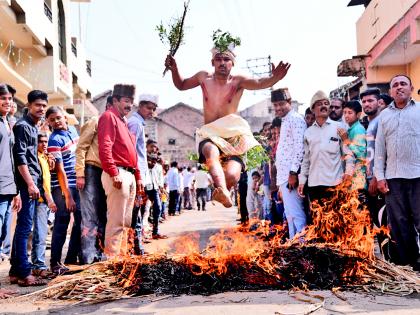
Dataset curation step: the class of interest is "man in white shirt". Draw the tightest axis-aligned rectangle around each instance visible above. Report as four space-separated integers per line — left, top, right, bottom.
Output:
272 88 307 239
182 167 194 210
194 165 210 211
166 161 180 216
144 154 166 239
374 75 420 270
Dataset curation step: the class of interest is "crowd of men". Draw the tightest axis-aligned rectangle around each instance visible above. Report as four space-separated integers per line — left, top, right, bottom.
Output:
237 74 419 272
0 83 211 288
0 73 418 291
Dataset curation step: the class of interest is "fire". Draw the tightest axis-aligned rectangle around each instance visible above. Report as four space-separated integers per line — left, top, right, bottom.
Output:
106 182 388 294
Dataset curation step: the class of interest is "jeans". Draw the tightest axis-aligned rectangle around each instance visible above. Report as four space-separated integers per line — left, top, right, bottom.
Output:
196 188 207 211
160 201 167 218
131 205 144 255
10 188 36 278
385 178 420 267
183 187 191 209
146 189 161 235
50 187 82 267
0 195 13 257
31 202 49 270
262 185 271 220
80 165 107 264
176 194 182 213
280 182 306 239
270 191 284 225
168 190 179 215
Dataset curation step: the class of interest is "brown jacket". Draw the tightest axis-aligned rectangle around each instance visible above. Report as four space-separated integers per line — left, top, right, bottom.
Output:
75 116 102 177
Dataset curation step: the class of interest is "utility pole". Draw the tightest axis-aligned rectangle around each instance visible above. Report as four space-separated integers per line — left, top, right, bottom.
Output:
245 56 273 96
245 55 272 78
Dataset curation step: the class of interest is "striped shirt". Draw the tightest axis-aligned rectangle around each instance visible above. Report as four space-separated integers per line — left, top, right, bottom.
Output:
48 126 79 189
374 99 420 181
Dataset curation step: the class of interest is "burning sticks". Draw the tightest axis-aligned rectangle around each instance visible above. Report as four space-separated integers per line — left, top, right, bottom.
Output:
19 186 420 304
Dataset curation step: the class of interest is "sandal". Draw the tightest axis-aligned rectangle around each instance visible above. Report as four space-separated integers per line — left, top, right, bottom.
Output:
9 275 18 285
17 275 47 287
32 269 54 279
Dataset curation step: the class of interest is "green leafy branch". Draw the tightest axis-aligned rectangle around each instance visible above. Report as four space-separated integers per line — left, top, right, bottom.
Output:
212 29 241 53
245 145 269 170
156 1 190 76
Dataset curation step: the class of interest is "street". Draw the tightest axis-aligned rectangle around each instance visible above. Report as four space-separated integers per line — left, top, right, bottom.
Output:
0 201 419 314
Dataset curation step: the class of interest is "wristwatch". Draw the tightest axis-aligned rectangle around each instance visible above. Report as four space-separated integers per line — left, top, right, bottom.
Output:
289 171 298 176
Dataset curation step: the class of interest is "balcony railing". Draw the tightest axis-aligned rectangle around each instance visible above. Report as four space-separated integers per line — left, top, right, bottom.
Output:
86 61 91 77
44 2 52 22
71 43 77 57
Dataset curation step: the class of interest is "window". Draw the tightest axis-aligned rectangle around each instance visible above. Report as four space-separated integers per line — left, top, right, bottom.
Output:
57 0 66 64
44 0 52 22
168 138 176 145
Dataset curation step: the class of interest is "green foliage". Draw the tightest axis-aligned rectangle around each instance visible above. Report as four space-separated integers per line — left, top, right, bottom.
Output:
212 29 241 53
188 152 199 162
244 145 269 170
156 19 185 55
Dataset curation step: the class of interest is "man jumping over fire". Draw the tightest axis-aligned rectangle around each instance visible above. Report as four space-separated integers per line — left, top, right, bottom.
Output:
165 30 290 208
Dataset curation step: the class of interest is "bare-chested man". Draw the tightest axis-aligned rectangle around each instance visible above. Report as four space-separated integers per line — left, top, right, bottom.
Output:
165 45 290 208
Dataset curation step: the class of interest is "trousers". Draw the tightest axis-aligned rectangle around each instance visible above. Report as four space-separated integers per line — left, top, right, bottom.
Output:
101 169 136 257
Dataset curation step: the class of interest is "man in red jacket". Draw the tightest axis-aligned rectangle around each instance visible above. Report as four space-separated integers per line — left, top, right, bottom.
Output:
98 84 142 258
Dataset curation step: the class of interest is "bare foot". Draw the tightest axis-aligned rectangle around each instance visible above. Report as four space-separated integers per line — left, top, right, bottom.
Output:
213 187 233 208
0 288 18 299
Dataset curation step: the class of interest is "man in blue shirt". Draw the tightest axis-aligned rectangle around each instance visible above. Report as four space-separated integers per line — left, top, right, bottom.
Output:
46 106 81 275
10 90 47 286
127 94 158 251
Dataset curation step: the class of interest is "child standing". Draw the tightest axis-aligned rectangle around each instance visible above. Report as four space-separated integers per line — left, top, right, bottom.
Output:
338 101 367 198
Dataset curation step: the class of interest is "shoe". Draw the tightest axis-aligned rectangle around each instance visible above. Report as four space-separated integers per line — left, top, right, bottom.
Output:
51 263 69 277
152 234 168 240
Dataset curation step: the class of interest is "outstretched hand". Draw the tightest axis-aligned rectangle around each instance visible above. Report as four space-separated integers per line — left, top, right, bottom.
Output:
271 61 291 80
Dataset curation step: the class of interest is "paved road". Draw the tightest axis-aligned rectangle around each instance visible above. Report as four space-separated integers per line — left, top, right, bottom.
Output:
1 202 420 314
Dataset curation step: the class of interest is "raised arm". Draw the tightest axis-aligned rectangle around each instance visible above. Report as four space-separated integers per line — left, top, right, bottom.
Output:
165 55 206 90
239 61 291 90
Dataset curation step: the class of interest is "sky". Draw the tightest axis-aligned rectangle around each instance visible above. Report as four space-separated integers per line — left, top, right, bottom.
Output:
71 0 364 112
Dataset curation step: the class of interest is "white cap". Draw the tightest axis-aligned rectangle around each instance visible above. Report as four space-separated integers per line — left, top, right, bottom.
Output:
139 93 159 106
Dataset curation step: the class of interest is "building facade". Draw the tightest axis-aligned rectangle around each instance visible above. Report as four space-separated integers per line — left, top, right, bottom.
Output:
0 0 94 120
145 103 203 166
336 0 420 99
239 97 302 132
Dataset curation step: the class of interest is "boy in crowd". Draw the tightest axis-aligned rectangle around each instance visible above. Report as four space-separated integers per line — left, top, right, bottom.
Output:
304 107 315 128
47 106 82 275
248 171 263 218
31 132 57 277
338 101 367 194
